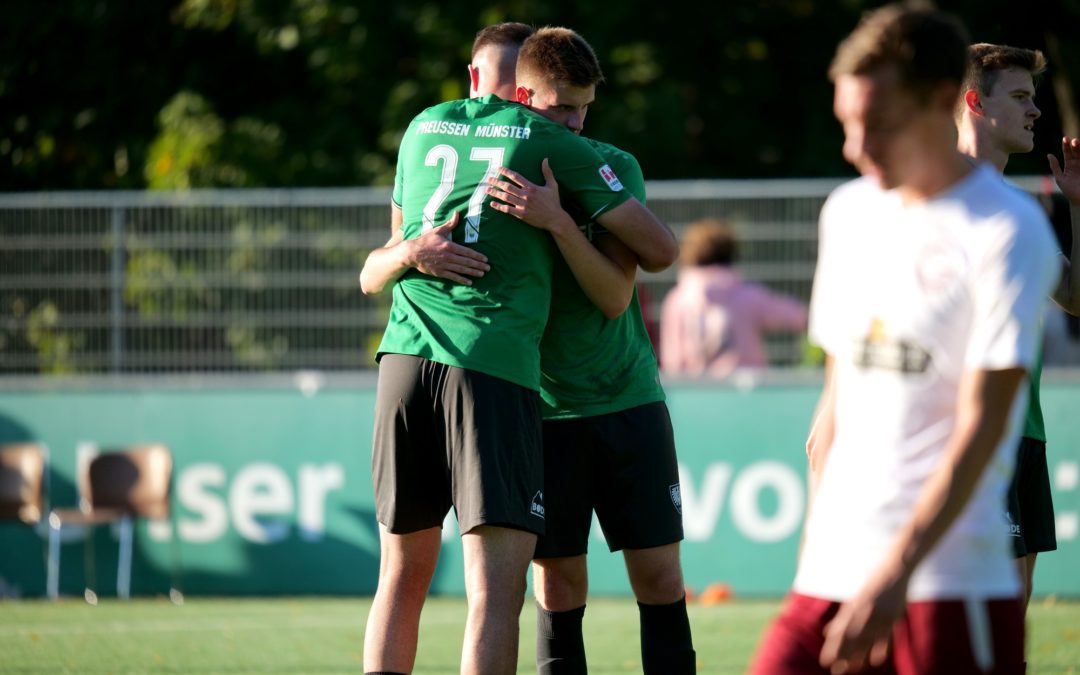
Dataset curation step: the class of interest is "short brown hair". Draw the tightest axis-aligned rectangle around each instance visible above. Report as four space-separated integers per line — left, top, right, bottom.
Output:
962 43 1047 96
516 27 604 89
471 22 535 59
680 219 738 267
829 2 970 101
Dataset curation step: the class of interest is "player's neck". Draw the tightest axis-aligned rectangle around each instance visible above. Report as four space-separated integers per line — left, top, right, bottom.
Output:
897 151 974 205
976 145 1009 174
957 129 1009 174
954 120 1010 174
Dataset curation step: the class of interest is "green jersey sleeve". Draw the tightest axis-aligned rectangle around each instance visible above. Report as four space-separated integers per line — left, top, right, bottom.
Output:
545 133 633 222
588 139 646 204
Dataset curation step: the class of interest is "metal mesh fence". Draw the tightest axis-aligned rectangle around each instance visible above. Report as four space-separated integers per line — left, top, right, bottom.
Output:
0 178 1058 375
1 190 392 374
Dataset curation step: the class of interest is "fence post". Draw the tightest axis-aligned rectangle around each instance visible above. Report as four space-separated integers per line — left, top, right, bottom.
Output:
110 206 125 373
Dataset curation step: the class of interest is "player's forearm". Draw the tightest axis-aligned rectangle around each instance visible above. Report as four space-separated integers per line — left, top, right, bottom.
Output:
359 240 413 295
806 400 835 483
806 357 836 509
1051 205 1080 316
548 215 634 319
596 199 678 272
800 357 835 559
885 430 999 584
658 309 683 374
885 368 1023 579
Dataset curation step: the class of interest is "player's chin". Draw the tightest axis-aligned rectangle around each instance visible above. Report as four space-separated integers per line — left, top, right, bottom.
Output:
1011 133 1035 153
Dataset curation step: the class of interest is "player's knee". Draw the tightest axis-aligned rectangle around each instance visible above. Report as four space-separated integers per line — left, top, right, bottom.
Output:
467 577 528 618
628 562 685 604
535 558 586 586
467 566 529 608
533 559 588 610
534 580 587 611
378 574 432 604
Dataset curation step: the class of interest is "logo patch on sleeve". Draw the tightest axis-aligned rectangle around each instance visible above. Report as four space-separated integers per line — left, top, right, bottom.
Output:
530 491 545 519
669 484 682 515
599 164 623 191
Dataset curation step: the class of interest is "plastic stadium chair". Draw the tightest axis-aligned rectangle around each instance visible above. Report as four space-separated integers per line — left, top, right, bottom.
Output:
0 443 46 525
0 443 49 597
46 444 182 603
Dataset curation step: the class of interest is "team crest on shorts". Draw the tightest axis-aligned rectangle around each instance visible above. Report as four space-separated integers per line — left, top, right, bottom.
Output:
530 491 545 519
669 484 682 515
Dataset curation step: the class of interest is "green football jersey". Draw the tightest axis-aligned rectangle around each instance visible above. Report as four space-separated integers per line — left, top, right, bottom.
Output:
540 139 665 419
378 95 632 391
1022 347 1046 441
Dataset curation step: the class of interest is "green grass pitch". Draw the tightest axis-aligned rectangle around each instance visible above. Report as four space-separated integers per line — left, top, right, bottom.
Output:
1 596 1077 673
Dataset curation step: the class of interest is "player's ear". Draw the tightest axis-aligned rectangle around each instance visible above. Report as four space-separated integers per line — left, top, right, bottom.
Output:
515 85 532 105
468 64 480 97
963 89 982 115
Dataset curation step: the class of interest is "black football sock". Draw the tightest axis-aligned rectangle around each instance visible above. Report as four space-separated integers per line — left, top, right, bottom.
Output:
536 602 587 675
639 596 696 674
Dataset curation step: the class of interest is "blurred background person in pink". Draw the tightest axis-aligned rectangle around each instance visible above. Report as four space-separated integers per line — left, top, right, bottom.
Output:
660 219 808 377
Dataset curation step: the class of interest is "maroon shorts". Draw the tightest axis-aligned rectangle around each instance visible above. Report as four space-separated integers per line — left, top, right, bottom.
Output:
748 592 1024 675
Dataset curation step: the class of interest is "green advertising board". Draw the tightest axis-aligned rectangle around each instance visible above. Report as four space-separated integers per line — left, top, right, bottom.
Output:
1 375 1077 599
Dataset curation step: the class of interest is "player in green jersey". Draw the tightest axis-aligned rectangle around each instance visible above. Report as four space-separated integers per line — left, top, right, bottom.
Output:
482 27 696 674
358 27 678 675
956 43 1080 628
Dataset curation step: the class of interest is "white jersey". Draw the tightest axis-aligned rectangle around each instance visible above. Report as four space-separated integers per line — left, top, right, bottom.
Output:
795 165 1060 601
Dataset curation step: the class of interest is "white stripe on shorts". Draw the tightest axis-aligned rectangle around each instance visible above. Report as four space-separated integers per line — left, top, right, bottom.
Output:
964 597 995 673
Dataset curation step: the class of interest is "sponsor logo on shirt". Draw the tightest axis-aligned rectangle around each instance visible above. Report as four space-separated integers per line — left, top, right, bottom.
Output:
852 318 931 374
670 483 682 515
599 164 623 192
530 490 545 519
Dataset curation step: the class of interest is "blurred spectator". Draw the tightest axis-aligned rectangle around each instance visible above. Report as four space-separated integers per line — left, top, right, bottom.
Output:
660 219 808 377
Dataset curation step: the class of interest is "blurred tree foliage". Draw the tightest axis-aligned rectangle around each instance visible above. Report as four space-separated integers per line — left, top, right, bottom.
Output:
1 0 1078 191
2 0 1078 374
